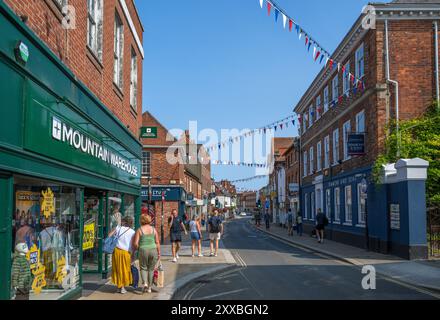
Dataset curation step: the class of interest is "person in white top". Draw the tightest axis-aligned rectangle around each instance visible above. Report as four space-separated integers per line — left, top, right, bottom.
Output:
189 216 203 258
108 216 135 294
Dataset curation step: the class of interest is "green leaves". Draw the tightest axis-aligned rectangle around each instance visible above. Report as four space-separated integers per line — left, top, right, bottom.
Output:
374 103 440 207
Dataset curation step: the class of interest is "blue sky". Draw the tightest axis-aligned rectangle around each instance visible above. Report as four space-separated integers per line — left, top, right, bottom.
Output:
136 0 376 191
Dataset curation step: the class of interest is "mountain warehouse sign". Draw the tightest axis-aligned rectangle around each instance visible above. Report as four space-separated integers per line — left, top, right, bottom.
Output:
52 117 138 177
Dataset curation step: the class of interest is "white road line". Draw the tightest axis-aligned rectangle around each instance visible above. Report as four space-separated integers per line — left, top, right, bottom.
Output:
194 288 248 301
239 269 264 298
183 282 205 301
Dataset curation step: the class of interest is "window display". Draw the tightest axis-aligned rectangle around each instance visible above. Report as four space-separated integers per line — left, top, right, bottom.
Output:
11 177 81 300
83 194 100 272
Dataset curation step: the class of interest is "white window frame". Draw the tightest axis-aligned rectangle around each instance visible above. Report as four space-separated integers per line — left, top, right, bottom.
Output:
332 128 340 165
356 110 365 134
308 105 314 128
326 189 331 218
355 43 365 79
324 136 330 169
87 0 103 61
114 12 124 89
142 151 151 177
343 62 351 96
316 141 322 172
334 188 341 223
316 96 321 121
332 76 339 101
344 185 353 225
343 120 351 161
303 151 308 177
357 183 366 226
323 86 329 113
309 147 314 175
303 113 307 133
130 48 138 110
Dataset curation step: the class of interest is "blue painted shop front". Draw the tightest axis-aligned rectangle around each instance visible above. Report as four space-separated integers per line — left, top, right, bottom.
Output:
300 161 429 260
141 186 186 218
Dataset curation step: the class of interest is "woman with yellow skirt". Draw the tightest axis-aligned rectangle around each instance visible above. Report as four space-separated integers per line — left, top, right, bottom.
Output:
109 216 135 294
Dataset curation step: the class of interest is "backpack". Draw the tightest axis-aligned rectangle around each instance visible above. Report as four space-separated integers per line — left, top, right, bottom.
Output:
210 217 221 233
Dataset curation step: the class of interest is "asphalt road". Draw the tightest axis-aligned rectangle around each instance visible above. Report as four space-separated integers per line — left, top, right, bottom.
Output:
174 217 439 300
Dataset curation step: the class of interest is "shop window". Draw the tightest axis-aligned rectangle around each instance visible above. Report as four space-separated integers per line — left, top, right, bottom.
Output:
11 177 80 300
357 184 366 226
345 185 353 224
325 189 331 218
334 188 341 223
124 195 135 221
109 193 122 232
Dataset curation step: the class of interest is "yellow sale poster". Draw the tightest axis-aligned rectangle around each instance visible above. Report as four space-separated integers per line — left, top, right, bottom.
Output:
83 223 95 251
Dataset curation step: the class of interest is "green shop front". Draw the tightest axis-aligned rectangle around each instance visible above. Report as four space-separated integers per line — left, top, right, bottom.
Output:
0 2 141 300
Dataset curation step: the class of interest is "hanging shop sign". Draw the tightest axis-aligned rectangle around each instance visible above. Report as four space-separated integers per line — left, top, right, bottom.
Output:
41 187 55 219
140 127 158 139
23 99 141 185
83 222 95 251
347 134 366 156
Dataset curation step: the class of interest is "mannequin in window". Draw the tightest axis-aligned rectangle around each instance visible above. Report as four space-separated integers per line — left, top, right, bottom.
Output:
110 203 122 231
12 243 32 300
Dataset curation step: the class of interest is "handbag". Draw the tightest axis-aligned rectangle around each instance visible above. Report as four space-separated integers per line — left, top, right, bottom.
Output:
103 227 129 254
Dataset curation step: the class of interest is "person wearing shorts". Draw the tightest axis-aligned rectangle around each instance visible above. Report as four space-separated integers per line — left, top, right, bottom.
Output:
315 209 328 244
189 216 203 257
168 209 187 263
208 210 223 257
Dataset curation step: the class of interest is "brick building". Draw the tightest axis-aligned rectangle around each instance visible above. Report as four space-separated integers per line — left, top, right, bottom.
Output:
294 0 439 257
284 137 301 215
140 112 213 239
268 138 294 224
4 0 144 137
238 192 257 213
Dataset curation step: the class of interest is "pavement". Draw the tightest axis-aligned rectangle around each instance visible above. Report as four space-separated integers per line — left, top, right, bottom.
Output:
175 218 440 300
254 221 440 293
80 225 237 300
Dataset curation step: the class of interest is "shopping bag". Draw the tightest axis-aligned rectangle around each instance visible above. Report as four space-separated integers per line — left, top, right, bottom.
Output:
157 264 164 288
153 269 159 286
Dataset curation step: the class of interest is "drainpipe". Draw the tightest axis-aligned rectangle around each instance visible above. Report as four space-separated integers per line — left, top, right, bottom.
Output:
385 20 401 158
434 21 440 110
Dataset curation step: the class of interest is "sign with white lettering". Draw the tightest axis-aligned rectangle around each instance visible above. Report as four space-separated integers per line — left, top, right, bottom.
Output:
348 134 366 156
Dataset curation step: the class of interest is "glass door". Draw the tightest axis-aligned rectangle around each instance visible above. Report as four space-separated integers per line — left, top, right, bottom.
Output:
82 190 102 273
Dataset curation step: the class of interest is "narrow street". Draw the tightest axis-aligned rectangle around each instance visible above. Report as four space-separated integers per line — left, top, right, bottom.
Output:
174 218 439 300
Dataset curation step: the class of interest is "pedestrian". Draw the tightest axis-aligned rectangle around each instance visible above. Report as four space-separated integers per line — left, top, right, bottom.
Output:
133 214 161 294
287 209 294 236
168 209 188 263
208 210 223 257
109 216 135 294
190 216 204 257
264 211 270 230
296 212 303 236
315 209 328 243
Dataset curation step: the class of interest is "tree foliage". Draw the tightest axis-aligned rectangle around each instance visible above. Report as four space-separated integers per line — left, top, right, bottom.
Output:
373 104 440 207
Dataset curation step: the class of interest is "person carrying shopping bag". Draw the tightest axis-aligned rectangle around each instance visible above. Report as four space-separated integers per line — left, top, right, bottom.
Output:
133 214 161 294
108 216 135 294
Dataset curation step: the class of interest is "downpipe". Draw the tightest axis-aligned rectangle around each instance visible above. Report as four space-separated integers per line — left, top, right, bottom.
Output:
385 20 401 158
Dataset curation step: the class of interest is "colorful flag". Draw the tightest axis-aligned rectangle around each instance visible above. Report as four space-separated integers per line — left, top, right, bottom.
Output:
275 8 279 22
282 13 287 28
267 1 272 15
259 0 264 9
290 20 294 32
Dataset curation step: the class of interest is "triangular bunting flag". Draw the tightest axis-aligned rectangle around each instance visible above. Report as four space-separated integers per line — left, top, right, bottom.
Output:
315 50 321 61
259 0 264 9
290 20 294 32
267 2 272 16
274 8 279 22
282 14 287 28
320 54 325 64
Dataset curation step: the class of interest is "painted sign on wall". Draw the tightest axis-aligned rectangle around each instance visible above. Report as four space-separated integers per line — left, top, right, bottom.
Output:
390 204 401 230
140 127 158 139
347 134 365 156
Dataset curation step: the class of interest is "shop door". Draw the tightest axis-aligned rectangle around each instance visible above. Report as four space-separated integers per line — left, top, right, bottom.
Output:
82 191 103 273
0 175 13 299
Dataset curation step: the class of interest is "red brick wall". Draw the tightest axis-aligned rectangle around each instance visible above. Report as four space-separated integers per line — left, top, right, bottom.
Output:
154 201 179 242
4 0 143 137
299 18 437 185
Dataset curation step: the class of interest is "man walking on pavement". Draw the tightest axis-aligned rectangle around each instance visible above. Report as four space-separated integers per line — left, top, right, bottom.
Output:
315 208 328 244
168 209 188 263
209 210 223 257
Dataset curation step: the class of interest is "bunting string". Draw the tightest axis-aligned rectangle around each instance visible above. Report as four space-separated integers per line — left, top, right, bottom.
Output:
229 174 268 184
212 160 269 168
258 0 366 115
206 114 298 153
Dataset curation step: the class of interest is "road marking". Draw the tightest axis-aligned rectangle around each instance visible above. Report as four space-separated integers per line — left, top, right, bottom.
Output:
233 252 247 268
239 269 264 298
194 288 248 300
183 282 205 301
375 274 440 300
